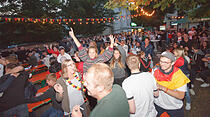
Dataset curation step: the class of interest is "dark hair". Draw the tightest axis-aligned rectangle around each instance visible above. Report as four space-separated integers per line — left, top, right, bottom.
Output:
6 63 19 69
192 44 199 50
49 61 61 73
52 45 59 49
49 57 57 64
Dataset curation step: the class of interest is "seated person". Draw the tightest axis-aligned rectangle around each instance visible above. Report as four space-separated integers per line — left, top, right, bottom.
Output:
25 73 64 117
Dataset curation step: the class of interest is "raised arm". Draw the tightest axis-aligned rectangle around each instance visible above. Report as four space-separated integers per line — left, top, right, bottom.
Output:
97 35 114 63
69 28 82 48
116 44 126 64
109 35 114 48
54 83 64 102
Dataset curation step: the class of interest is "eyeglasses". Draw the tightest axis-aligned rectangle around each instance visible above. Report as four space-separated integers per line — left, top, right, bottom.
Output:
159 60 172 64
67 64 75 67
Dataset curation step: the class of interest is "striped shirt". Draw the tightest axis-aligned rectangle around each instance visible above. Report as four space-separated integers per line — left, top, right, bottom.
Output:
78 46 113 73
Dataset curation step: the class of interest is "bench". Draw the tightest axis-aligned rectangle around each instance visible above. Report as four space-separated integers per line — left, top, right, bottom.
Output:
28 71 48 84
27 86 51 112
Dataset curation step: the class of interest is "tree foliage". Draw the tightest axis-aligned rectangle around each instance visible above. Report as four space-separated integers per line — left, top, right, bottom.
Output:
0 0 113 47
131 4 175 27
105 0 210 18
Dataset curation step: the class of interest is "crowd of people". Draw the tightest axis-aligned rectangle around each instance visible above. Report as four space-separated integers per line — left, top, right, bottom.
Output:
0 25 209 117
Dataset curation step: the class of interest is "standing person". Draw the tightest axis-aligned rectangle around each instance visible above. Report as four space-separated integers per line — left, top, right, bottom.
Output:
71 63 130 117
152 51 190 117
199 52 210 87
44 44 60 57
139 51 152 72
110 43 126 86
57 46 72 63
122 55 158 117
173 48 191 110
141 37 154 58
53 59 87 117
190 44 205 93
175 32 183 44
201 41 209 54
73 52 84 76
121 40 129 56
180 34 192 55
25 73 64 117
69 28 114 73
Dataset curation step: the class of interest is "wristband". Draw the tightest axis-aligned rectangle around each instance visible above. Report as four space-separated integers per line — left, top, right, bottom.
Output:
165 88 168 93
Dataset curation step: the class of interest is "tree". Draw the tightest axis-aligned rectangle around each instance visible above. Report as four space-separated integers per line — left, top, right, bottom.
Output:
0 0 113 47
105 0 210 18
130 3 176 27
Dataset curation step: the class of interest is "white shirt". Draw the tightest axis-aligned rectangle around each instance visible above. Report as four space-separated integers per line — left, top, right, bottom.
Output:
65 79 84 114
188 30 196 40
122 72 157 117
154 84 187 110
0 64 4 78
42 55 51 68
177 36 182 43
57 53 72 63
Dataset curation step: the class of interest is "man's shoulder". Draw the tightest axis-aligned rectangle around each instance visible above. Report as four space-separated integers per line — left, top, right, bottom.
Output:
56 78 65 85
123 72 153 83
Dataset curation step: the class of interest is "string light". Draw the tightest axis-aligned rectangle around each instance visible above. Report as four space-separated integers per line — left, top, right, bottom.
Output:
171 16 185 19
0 7 155 25
140 8 155 16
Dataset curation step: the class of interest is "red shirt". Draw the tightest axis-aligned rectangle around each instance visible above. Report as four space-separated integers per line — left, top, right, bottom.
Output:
47 49 60 56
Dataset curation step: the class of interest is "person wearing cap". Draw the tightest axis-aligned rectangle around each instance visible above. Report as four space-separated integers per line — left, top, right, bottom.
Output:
152 51 190 117
57 46 72 63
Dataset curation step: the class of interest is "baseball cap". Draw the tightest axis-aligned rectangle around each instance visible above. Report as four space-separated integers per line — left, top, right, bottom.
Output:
161 51 176 62
59 46 65 51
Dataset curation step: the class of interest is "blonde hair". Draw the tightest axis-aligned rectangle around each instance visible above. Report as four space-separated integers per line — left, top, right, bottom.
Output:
88 46 98 58
89 41 97 47
61 59 77 78
126 55 140 70
173 48 185 58
110 49 125 69
88 63 114 90
46 73 57 82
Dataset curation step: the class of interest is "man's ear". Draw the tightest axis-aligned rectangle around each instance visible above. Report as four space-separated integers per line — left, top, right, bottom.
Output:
96 85 105 93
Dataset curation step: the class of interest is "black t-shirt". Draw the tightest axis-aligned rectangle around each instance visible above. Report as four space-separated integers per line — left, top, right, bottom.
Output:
16 50 27 62
180 40 192 53
0 71 29 112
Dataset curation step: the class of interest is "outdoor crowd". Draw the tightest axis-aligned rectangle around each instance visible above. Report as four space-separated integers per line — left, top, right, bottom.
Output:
0 25 209 117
